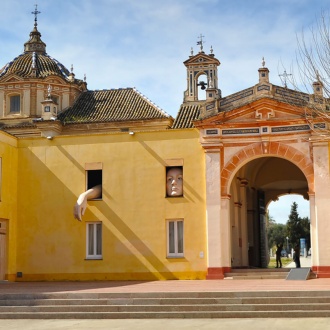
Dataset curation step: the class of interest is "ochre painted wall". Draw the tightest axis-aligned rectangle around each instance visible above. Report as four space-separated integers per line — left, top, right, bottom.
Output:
15 129 207 281
0 132 18 281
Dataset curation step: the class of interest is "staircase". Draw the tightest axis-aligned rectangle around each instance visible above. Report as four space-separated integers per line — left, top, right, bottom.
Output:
0 290 330 319
225 268 290 280
224 268 316 280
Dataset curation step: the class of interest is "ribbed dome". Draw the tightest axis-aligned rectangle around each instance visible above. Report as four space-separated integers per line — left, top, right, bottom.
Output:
0 18 72 81
0 53 71 80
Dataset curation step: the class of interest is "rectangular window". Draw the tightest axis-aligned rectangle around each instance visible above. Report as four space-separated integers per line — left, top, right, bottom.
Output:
166 166 183 197
167 220 184 258
86 222 102 259
10 95 20 113
85 163 103 200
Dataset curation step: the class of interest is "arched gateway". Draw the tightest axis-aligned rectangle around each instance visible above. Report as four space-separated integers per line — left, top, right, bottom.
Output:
174 45 330 279
195 99 330 279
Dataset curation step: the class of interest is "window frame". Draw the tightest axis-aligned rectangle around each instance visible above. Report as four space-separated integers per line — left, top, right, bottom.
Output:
86 221 102 260
166 219 184 258
84 162 103 200
9 94 21 114
165 165 184 198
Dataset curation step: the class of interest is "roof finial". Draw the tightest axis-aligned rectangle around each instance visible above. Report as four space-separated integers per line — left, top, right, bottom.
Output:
197 34 205 52
31 4 41 28
262 57 265 68
47 84 52 98
279 69 292 88
210 45 213 54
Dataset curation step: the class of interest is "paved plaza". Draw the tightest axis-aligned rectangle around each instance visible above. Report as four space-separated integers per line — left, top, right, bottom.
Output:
1 257 329 330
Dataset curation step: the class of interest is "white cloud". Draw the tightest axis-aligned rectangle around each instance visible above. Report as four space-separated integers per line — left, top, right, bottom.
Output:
0 0 326 217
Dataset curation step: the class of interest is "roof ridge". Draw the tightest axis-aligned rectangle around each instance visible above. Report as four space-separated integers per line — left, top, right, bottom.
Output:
132 87 171 118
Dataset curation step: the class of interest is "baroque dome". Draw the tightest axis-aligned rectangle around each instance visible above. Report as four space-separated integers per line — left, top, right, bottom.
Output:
0 18 78 83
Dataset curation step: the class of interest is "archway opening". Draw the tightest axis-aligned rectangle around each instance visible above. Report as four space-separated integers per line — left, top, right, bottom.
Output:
267 194 310 267
229 156 309 269
197 74 207 100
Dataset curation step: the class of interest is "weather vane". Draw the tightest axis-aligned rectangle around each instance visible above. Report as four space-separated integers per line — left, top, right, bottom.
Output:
197 34 205 52
31 4 41 27
279 70 292 88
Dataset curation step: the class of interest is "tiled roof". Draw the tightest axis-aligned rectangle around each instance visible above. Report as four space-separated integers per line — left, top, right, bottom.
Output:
172 104 201 128
0 52 75 81
58 88 171 124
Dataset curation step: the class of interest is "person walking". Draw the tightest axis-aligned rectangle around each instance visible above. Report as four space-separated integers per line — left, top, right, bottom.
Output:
275 243 283 268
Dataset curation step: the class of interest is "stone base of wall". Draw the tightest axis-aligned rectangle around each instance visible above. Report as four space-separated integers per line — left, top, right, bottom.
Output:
206 267 231 279
312 266 330 278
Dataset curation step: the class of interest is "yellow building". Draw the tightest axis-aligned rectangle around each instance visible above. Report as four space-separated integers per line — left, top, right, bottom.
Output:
1 10 330 282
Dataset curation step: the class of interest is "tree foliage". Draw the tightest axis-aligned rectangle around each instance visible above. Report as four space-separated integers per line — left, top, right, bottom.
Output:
268 223 286 250
267 202 310 252
286 202 310 249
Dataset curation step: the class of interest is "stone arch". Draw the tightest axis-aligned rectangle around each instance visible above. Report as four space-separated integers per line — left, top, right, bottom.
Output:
221 141 314 196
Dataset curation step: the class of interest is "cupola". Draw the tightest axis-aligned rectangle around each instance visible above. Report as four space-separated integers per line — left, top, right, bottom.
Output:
183 35 221 103
24 5 46 54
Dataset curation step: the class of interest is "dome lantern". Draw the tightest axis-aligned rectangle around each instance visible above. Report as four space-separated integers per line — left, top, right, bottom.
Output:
24 4 46 54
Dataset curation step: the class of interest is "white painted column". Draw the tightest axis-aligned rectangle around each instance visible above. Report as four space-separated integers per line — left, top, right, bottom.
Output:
204 150 222 278
309 193 318 267
220 196 232 267
312 141 330 275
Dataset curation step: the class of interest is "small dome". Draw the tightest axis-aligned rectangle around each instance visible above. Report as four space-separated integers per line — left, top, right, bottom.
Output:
0 53 71 80
0 17 72 82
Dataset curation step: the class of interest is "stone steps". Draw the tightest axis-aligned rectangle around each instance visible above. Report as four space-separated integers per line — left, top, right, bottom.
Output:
224 268 314 280
1 290 330 319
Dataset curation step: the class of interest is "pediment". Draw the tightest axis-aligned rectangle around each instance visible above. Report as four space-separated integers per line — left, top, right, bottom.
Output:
0 74 24 83
195 97 307 127
184 52 220 67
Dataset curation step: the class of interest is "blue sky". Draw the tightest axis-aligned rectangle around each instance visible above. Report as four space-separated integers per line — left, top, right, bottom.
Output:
1 0 328 116
1 0 324 222
268 195 309 225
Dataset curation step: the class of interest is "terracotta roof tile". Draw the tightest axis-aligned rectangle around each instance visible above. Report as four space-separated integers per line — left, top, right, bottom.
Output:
58 88 171 124
172 104 201 128
0 53 75 81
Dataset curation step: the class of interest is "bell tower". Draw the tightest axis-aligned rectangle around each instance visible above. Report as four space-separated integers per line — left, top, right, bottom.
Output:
183 35 221 103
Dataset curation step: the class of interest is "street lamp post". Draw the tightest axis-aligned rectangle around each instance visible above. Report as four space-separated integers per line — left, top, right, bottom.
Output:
286 237 289 253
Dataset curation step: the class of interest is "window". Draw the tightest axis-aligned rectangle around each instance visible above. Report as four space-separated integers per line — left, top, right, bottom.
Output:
10 95 20 113
86 222 102 259
86 169 102 199
167 220 184 258
166 166 183 197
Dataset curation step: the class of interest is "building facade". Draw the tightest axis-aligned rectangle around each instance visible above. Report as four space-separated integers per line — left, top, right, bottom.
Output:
0 11 330 281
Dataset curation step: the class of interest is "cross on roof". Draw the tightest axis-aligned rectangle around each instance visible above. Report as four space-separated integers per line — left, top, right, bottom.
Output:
279 70 292 88
31 4 41 27
197 34 205 52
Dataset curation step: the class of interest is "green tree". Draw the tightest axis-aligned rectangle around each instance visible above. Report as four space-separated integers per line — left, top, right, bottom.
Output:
268 223 286 250
266 211 276 229
286 202 310 250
